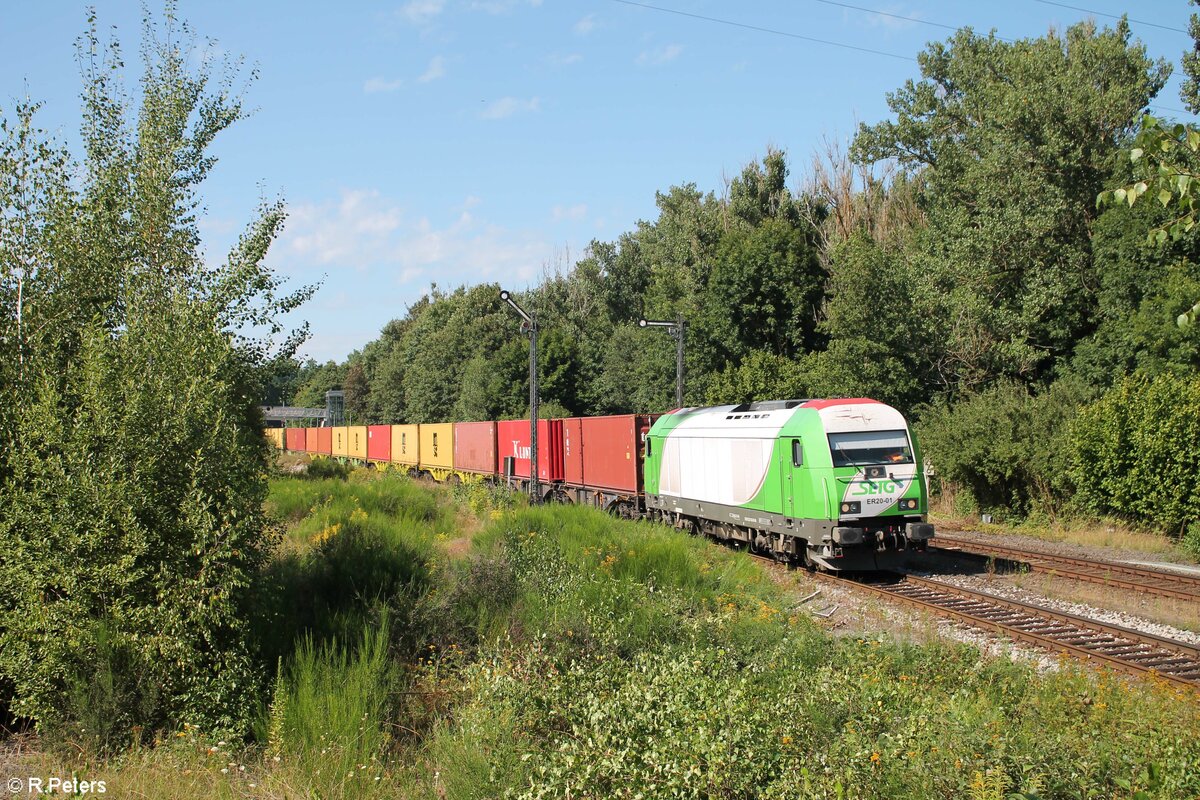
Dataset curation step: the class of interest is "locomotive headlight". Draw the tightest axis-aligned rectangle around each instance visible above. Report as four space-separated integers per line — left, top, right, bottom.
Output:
840 501 861 515
898 498 919 511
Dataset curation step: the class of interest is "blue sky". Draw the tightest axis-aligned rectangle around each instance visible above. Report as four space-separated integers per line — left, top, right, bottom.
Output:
3 1 1196 363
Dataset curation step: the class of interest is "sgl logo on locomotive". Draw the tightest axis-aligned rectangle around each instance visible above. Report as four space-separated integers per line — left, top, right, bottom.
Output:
842 465 914 514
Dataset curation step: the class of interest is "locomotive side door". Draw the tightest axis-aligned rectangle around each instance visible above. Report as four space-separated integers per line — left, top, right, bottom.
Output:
780 437 802 519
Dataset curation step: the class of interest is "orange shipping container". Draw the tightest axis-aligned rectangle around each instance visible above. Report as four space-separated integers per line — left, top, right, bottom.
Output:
348 426 368 460
390 425 420 466
419 423 454 471
332 426 349 457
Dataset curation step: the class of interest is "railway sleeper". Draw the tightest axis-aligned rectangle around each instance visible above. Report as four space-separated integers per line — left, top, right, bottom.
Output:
1137 656 1200 669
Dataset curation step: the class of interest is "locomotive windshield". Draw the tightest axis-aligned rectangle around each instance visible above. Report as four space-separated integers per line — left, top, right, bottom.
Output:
827 430 913 467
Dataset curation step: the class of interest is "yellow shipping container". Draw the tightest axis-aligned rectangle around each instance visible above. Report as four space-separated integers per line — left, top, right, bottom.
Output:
391 424 420 466
332 426 349 457
419 423 454 470
348 425 368 460
265 428 284 449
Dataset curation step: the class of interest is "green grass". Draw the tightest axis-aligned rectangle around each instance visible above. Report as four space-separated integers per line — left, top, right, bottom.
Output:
18 473 1200 799
411 501 1200 800
260 617 395 798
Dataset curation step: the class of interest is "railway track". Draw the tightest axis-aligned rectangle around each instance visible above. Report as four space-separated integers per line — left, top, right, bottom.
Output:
931 535 1200 603
852 574 1200 690
746 552 1200 690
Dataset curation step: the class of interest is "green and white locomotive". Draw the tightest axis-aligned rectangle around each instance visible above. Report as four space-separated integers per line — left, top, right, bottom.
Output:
643 398 934 570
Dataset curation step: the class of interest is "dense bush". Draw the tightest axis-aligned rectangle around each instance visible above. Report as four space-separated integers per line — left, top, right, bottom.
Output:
916 380 1094 517
406 501 1200 800
0 13 309 740
1070 373 1200 537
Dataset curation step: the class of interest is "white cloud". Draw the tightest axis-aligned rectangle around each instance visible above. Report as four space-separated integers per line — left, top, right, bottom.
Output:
285 190 403 268
364 76 404 93
552 203 587 222
399 0 444 24
417 55 446 83
548 52 583 66
479 96 540 120
636 43 683 66
279 189 552 286
574 14 596 35
470 0 542 12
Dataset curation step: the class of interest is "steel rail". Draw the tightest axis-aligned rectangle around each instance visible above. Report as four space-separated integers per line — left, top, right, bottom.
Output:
931 536 1200 603
742 550 1200 689
829 572 1200 690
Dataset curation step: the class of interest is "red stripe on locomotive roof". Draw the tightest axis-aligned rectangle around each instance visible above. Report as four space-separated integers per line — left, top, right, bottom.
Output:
800 398 882 410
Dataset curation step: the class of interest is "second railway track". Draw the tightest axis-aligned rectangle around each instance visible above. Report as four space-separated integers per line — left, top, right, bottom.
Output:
931 535 1200 603
748 552 1200 691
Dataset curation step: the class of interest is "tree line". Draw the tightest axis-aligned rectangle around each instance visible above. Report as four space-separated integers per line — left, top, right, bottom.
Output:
280 18 1200 541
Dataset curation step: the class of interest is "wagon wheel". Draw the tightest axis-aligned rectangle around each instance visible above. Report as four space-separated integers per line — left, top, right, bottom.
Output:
447 473 462 486
802 546 818 572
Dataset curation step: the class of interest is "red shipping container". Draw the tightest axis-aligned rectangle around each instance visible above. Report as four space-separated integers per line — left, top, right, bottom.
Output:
314 426 333 455
285 428 306 452
561 418 584 485
496 419 564 482
453 421 498 475
579 415 657 493
367 425 391 462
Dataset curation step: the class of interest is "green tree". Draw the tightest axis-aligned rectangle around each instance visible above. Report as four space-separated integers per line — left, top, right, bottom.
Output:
811 233 934 411
343 361 369 423
854 21 1168 392
702 217 824 362
1070 374 1200 537
1099 3 1200 326
0 9 309 740
705 350 812 405
291 360 344 410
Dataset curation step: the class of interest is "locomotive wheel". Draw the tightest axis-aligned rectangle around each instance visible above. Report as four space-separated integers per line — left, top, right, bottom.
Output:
802 548 817 572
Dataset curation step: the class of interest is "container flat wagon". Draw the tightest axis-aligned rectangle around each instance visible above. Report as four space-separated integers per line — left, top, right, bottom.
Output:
419 423 455 480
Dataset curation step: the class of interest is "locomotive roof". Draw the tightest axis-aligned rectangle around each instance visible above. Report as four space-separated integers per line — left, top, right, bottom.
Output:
659 398 906 439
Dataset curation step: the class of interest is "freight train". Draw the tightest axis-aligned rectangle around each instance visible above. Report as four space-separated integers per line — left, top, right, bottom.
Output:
267 398 934 571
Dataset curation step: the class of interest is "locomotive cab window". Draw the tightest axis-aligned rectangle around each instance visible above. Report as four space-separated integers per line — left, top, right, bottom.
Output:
827 430 913 468
791 439 803 467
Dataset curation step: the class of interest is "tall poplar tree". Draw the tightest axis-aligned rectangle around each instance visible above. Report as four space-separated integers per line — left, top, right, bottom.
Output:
0 7 311 740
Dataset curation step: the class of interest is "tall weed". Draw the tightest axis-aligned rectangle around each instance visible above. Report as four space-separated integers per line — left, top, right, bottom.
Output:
262 618 395 797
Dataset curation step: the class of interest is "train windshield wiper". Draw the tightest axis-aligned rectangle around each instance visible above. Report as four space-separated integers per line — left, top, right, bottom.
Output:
833 444 870 470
